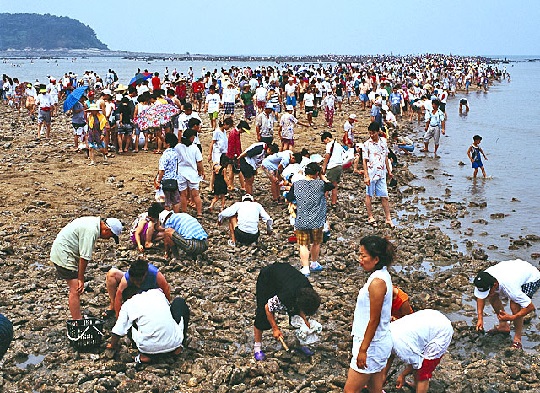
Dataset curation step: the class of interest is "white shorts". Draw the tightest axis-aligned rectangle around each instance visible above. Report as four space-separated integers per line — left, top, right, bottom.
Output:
350 334 392 374
178 175 200 191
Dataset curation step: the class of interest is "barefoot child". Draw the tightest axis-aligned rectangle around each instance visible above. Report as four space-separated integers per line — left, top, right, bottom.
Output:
210 154 229 212
467 135 488 178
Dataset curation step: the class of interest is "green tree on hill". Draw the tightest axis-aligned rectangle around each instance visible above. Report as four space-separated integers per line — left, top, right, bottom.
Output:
0 13 108 50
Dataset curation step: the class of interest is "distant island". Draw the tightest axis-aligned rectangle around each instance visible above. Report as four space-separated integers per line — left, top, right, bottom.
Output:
0 13 108 50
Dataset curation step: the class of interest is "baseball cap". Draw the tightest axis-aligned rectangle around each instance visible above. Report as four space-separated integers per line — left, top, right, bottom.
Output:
242 194 254 202
101 89 112 96
105 218 123 244
473 271 496 299
159 210 173 226
286 105 294 111
349 114 357 121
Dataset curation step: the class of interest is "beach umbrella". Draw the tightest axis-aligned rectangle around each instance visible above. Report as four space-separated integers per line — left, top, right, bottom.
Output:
63 86 88 112
135 104 180 131
129 73 152 86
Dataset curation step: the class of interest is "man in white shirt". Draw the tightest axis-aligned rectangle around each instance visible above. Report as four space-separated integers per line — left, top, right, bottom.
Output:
321 131 344 209
107 288 190 365
218 194 273 247
389 309 453 393
474 259 540 349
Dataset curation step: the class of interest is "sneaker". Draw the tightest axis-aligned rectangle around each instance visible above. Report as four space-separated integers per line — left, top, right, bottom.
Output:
228 240 236 247
310 261 324 272
300 266 310 277
254 351 266 361
298 346 315 357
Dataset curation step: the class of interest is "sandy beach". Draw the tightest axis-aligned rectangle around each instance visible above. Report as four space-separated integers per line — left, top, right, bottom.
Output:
0 84 539 393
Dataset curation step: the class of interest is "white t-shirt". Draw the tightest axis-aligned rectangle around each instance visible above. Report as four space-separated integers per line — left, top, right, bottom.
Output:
390 309 453 369
343 121 354 140
211 128 228 162
218 201 272 235
222 88 239 103
175 143 203 183
484 259 540 308
112 289 184 355
304 93 314 107
325 140 344 169
255 86 267 101
205 93 220 113
284 83 296 96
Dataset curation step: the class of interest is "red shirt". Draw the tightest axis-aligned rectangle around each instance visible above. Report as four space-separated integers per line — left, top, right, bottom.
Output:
192 81 204 93
175 84 187 99
151 76 161 91
227 128 242 159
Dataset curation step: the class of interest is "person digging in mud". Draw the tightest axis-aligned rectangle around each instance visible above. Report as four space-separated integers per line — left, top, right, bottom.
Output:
474 259 540 350
253 262 321 361
50 217 122 320
147 204 208 259
217 193 273 248
388 309 454 393
106 287 189 367
105 257 171 318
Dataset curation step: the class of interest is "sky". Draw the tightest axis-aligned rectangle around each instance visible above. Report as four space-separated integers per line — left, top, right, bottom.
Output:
1 0 539 56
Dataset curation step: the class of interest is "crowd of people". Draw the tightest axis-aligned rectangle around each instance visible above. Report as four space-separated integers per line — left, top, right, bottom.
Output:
0 55 529 392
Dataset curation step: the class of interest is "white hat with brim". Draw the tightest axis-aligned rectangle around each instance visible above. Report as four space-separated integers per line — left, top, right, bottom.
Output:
159 210 173 226
105 218 123 244
286 105 294 111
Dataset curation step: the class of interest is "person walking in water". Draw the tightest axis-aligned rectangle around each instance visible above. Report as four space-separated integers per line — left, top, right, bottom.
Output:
467 134 488 178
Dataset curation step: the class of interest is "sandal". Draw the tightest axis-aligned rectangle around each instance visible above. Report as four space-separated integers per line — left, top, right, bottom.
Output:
511 341 523 349
196 215 203 221
385 220 395 229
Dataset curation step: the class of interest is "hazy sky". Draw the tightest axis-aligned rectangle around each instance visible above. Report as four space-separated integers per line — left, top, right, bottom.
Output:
1 0 539 56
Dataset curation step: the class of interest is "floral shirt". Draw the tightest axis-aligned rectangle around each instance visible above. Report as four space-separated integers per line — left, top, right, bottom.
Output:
159 148 179 180
362 137 389 181
280 113 297 139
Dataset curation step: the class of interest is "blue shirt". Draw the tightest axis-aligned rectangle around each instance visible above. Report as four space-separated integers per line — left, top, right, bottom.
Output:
124 263 159 293
165 213 207 240
390 93 402 106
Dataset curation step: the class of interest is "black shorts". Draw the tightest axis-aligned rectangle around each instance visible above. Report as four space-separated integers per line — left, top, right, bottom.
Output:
53 263 78 280
240 158 256 179
234 227 259 245
460 99 468 105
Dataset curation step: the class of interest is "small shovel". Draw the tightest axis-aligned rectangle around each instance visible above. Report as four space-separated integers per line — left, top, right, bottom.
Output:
278 336 289 351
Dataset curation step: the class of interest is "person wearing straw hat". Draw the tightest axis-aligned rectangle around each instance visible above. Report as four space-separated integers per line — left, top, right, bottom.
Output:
50 216 123 320
473 259 540 349
86 103 110 165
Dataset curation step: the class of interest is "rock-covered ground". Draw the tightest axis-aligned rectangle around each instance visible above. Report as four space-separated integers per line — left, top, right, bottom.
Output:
0 98 539 393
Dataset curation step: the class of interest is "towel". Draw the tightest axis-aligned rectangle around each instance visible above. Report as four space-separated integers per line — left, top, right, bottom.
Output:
290 315 322 345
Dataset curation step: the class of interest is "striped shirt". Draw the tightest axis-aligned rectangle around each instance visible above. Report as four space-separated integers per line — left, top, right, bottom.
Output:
164 213 207 240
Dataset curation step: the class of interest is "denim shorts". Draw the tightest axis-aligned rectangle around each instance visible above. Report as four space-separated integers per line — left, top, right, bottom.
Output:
366 178 388 197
